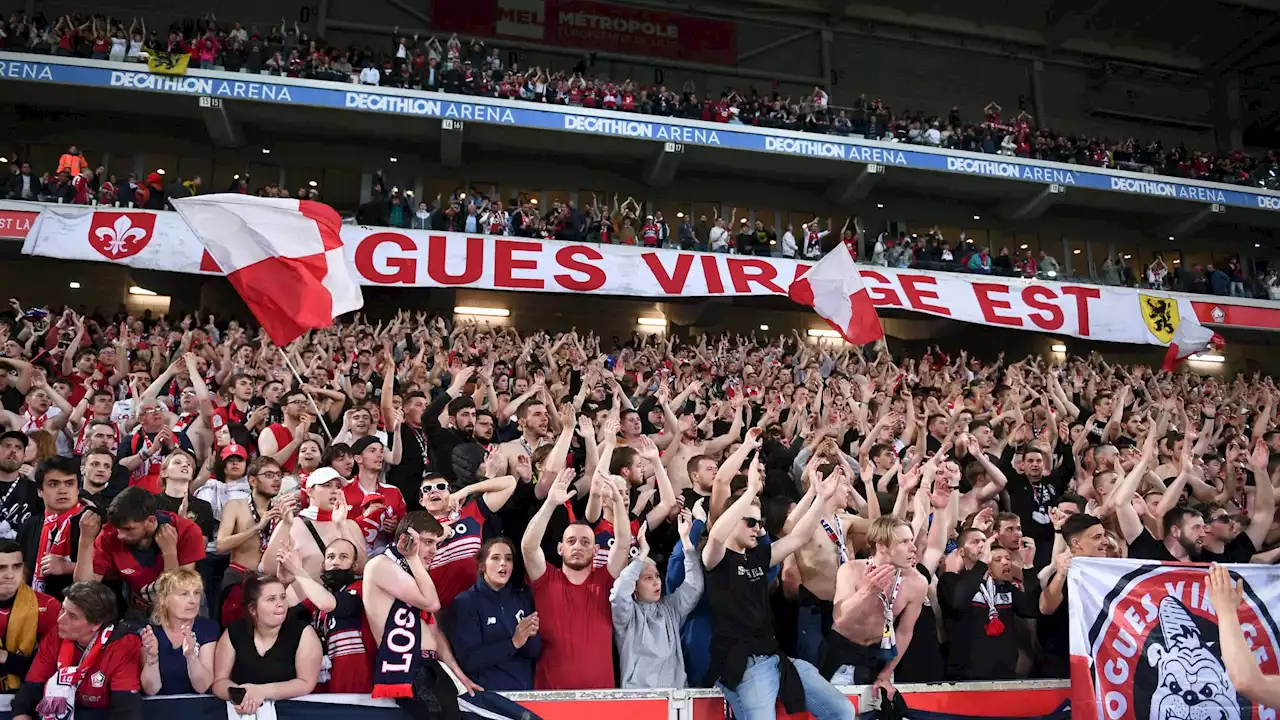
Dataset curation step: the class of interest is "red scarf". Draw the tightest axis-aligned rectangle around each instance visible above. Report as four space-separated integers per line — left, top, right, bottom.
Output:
34 503 82 592
35 625 112 720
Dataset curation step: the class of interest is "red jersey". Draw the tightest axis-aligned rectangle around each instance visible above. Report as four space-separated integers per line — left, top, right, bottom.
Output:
583 88 598 108
308 580 375 693
715 102 731 122
0 589 60 641
343 480 407 555
640 222 659 247
530 565 615 689
621 93 636 111
427 497 493 610
265 423 298 472
567 86 582 105
92 511 207 601
26 630 141 709
591 516 641 568
213 402 250 428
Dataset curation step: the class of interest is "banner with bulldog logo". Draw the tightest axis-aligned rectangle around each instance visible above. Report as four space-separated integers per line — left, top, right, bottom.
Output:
1069 558 1280 720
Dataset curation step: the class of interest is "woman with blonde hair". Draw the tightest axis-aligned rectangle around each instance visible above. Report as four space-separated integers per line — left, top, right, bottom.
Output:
139 568 219 695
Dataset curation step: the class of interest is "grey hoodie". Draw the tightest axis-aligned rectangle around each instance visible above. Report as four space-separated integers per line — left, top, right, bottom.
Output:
610 551 704 688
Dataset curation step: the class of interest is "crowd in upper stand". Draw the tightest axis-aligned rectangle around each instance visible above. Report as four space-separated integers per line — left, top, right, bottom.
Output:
0 295 1278 719
2 10 1278 189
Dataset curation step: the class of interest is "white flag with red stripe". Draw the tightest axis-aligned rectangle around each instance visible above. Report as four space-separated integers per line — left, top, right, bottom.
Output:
170 194 362 346
786 242 884 345
1162 316 1225 371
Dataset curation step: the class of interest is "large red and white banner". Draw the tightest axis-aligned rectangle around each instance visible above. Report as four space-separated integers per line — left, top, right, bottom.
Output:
16 203 1212 348
1068 558 1280 720
431 0 738 65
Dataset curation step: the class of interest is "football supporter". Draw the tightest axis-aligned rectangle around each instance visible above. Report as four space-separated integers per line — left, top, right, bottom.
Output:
12 582 141 720
211 573 322 712
18 456 84 598
139 568 218 695
75 486 206 616
447 537 540 692
0 538 60 689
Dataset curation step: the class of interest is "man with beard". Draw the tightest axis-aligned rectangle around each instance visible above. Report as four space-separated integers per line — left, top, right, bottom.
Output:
522 469 629 689
450 411 497 487
343 437 406 556
0 432 41 542
19 457 84 599
939 535 1040 681
422 367 478 483
826 515 926 695
0 537 60 689
216 457 289 625
494 399 552 477
365 513 535 720
263 468 367 580
423 447 517 612
75 486 206 616
278 538 374 694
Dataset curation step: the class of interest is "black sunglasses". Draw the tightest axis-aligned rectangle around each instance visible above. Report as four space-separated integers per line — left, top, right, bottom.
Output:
420 482 449 495
742 517 763 529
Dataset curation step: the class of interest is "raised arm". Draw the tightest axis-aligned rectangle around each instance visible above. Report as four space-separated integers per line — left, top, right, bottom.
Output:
521 468 574 582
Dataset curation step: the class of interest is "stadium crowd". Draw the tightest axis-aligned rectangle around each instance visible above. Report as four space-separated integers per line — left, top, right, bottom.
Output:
1 10 1278 189
0 293 1277 720
2 151 1263 299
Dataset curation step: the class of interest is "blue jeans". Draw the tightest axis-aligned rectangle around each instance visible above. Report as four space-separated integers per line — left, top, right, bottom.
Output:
795 601 825 666
718 655 854 720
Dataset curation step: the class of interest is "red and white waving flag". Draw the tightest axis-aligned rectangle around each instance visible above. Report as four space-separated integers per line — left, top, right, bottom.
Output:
786 242 884 345
1162 316 1225 371
171 194 363 346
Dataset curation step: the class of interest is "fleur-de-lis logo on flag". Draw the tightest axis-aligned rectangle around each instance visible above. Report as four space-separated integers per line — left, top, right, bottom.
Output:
87 212 155 261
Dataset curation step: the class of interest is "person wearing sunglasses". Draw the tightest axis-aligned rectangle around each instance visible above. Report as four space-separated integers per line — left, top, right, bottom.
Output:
1201 441 1274 565
419 449 517 612
702 457 852 720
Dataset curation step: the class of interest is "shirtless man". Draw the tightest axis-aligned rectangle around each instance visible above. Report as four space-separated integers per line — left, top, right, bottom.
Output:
789 455 878 666
263 467 367 579
364 513 534 720
215 457 289 625
828 516 927 697
662 397 744 494
494 399 552 477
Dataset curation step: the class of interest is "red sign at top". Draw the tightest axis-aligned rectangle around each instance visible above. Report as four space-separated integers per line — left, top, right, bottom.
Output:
433 0 737 66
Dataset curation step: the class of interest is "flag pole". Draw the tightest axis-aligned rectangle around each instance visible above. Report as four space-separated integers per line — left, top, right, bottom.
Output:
278 347 335 443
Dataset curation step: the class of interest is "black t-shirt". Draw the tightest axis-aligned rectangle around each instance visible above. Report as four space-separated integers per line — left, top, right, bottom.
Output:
1002 448 1074 569
0 477 42 541
1200 533 1256 564
707 543 777 657
1128 529 1180 562
154 494 217 542
894 564 945 683
1036 574 1070 678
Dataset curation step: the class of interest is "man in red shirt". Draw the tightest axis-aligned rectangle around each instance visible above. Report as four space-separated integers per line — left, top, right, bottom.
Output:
0 538 59 689
74 487 206 617
12 581 141 720
343 436 406 556
520 469 629 690
258 389 314 473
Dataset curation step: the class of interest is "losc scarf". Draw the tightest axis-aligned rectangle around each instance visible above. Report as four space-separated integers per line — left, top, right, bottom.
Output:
370 546 422 699
36 624 112 720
